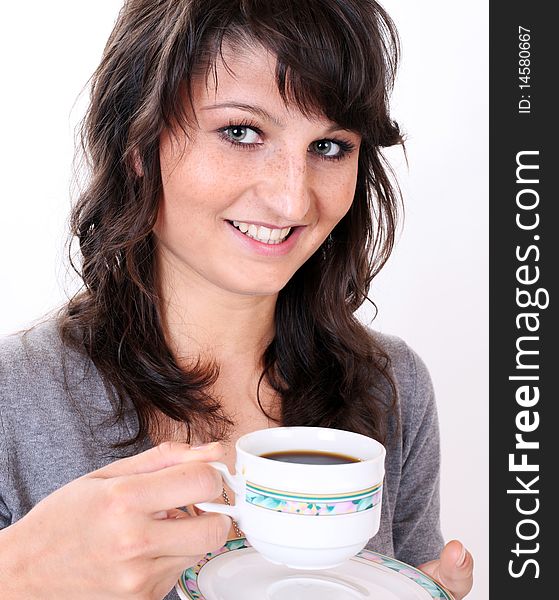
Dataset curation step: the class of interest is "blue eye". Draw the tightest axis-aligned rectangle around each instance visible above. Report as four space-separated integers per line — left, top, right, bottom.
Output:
310 139 356 161
224 126 261 144
312 140 341 157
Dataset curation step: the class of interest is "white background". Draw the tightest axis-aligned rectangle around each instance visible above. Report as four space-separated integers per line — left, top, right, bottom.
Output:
0 1 488 598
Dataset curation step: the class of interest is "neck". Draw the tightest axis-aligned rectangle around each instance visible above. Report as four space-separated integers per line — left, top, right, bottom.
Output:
157 255 277 372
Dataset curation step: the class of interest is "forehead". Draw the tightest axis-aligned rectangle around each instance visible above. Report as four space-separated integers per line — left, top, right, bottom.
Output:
191 42 326 124
202 44 276 101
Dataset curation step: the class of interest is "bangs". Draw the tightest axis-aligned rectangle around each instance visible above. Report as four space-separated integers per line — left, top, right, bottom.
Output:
177 0 400 146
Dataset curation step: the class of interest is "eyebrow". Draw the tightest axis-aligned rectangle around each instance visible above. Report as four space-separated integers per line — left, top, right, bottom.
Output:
200 102 350 135
201 102 285 128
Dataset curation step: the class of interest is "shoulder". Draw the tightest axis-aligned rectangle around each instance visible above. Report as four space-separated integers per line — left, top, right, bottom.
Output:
0 319 132 522
370 330 426 379
368 329 434 402
367 329 439 445
0 316 127 462
0 318 63 387
1 317 65 371
0 317 102 412
1 317 81 384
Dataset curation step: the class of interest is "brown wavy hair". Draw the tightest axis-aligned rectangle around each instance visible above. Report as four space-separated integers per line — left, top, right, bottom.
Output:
61 0 403 449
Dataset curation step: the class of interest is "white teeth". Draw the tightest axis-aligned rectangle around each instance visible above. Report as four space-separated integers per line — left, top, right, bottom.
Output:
248 224 258 238
230 221 292 244
270 228 281 241
233 220 249 233
257 226 271 242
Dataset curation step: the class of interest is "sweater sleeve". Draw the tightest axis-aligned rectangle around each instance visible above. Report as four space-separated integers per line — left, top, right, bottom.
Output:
392 343 444 567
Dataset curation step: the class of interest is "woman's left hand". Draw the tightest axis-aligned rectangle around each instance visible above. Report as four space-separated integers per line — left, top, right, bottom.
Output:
417 539 474 600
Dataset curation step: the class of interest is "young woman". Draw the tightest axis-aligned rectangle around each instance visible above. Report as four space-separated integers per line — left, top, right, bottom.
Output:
0 1 474 598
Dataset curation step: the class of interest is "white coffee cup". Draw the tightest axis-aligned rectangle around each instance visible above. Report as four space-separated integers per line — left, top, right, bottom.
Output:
195 426 385 570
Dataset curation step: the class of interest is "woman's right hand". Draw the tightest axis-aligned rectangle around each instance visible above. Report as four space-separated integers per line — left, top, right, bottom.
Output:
0 441 231 599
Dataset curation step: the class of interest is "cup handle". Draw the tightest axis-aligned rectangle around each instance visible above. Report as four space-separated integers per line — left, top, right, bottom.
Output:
194 461 243 519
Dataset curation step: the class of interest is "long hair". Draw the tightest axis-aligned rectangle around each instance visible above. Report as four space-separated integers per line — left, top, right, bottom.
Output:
61 0 403 448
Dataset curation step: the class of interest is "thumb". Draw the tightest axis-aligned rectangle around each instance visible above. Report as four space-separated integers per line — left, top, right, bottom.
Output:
90 441 224 479
437 540 474 600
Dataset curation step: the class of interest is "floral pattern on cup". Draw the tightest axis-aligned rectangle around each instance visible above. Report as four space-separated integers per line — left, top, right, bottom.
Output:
245 481 382 515
176 538 454 600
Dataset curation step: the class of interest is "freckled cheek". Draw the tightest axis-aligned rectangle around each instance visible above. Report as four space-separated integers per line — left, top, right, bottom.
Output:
188 153 254 203
161 163 232 218
319 177 356 223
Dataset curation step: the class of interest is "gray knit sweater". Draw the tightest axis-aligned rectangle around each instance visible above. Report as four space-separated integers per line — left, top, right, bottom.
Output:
0 319 443 599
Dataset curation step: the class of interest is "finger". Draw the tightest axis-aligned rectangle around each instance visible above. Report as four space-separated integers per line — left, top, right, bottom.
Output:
153 553 208 584
417 558 438 579
91 441 223 479
107 460 225 513
117 553 208 599
153 507 190 520
150 512 232 557
438 540 474 600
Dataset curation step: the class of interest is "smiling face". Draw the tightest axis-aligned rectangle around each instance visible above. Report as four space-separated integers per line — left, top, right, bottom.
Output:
154 43 361 299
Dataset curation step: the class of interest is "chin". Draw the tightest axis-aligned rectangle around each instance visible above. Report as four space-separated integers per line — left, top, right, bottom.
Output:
224 277 291 298
215 262 302 297
237 284 286 297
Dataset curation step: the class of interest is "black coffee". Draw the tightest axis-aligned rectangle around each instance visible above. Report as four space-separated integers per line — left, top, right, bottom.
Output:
260 450 360 465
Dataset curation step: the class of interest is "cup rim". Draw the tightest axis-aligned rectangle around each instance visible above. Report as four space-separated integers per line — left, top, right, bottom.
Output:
235 425 386 469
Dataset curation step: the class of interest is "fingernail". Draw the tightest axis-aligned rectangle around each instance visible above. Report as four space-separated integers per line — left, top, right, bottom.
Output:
191 441 217 450
456 544 467 567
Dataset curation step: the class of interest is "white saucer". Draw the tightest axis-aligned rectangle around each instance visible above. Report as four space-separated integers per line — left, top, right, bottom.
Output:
176 539 453 600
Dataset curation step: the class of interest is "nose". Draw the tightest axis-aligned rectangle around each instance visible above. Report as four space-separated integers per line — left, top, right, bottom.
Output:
264 151 311 224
